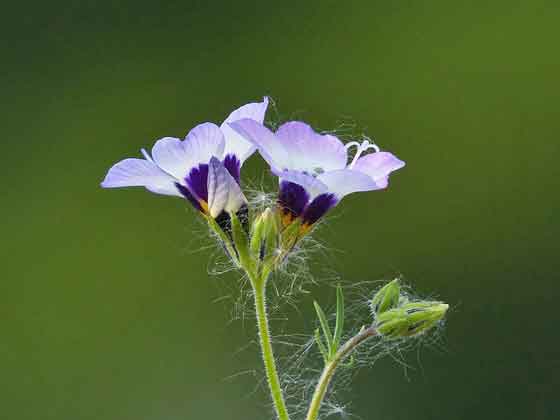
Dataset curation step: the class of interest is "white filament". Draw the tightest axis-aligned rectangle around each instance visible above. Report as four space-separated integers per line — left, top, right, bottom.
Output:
345 139 380 168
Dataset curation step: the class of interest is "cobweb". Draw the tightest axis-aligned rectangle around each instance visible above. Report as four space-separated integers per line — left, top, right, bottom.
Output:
190 203 448 419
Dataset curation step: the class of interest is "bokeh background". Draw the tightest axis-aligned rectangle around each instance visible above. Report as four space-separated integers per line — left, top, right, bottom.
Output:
2 1 559 419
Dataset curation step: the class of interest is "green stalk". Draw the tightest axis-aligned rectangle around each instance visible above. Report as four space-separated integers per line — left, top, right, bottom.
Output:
251 274 291 420
304 327 378 420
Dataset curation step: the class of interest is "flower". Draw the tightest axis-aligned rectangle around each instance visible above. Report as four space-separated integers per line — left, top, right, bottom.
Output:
228 119 405 228
101 98 269 221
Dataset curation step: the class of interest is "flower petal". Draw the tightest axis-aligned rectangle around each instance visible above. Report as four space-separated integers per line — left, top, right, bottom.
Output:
228 119 290 172
207 157 247 218
277 170 329 200
221 97 269 164
352 152 405 189
317 169 378 198
151 123 224 183
150 137 192 180
183 122 226 165
278 181 310 221
302 193 338 225
223 154 241 182
185 163 209 202
275 121 347 173
101 158 182 196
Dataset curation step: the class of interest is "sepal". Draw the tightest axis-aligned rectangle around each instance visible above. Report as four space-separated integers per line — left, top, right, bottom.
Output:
371 279 400 315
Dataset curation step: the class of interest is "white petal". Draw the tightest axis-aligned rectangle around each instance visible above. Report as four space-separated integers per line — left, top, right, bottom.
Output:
277 170 329 200
151 137 193 180
207 157 247 218
101 158 182 197
352 152 405 189
150 123 225 181
317 169 378 198
183 122 225 164
228 119 291 172
275 121 347 173
221 97 269 164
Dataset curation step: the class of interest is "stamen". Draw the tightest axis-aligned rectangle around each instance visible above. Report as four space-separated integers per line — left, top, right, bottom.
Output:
141 148 154 162
347 139 380 168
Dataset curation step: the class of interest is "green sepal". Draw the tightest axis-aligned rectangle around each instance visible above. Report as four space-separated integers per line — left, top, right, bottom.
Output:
280 218 301 251
230 212 251 269
250 212 266 257
371 279 400 315
206 215 239 267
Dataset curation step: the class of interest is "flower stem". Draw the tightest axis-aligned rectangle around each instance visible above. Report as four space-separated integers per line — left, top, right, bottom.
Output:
304 326 378 420
252 276 291 420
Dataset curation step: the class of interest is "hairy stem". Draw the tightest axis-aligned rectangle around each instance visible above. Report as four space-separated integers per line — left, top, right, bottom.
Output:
305 327 378 420
252 276 291 420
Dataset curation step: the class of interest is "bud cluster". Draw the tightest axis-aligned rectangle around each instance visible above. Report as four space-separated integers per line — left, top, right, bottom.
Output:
222 206 306 277
370 279 448 339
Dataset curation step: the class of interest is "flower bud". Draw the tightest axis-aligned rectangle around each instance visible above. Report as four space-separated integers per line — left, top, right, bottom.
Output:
374 301 448 339
371 279 400 315
250 208 278 261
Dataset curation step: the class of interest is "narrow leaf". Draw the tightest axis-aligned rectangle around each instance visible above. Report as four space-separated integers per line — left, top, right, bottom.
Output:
314 328 329 364
332 285 345 354
313 301 333 353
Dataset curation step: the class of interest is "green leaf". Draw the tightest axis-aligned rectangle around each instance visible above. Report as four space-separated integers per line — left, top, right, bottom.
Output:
332 285 345 355
314 328 329 364
313 301 333 355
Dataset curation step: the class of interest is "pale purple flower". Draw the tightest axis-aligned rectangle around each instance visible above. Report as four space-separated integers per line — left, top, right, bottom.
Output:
101 98 269 220
229 119 405 227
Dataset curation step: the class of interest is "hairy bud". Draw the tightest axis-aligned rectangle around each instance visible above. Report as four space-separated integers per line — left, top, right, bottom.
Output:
250 208 278 261
374 301 449 339
371 279 400 315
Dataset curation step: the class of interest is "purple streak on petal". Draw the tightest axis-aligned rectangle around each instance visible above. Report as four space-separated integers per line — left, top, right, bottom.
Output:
223 153 241 183
278 181 309 219
175 183 202 212
302 193 338 225
185 163 209 202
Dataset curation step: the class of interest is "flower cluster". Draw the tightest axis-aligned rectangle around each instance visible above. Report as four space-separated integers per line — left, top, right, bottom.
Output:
101 97 405 260
101 98 448 420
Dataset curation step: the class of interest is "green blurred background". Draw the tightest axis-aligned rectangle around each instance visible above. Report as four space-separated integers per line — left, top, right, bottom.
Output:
2 1 558 419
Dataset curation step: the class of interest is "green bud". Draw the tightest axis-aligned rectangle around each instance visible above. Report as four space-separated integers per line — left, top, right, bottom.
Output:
249 208 278 261
371 279 400 315
375 301 449 339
